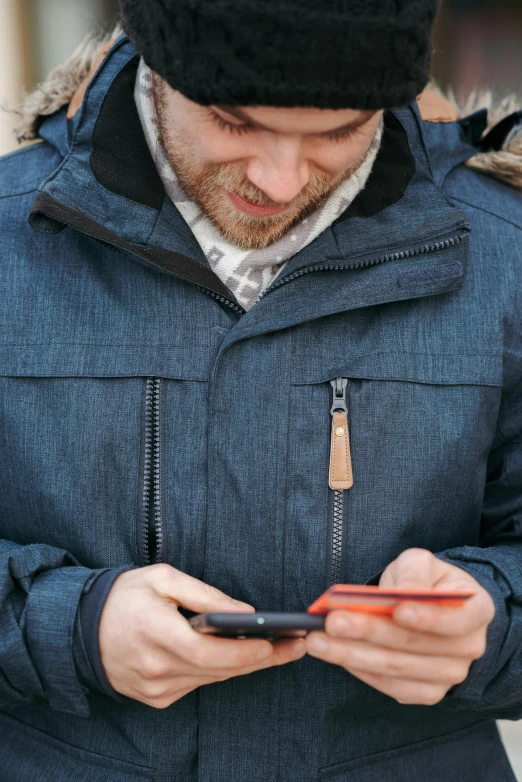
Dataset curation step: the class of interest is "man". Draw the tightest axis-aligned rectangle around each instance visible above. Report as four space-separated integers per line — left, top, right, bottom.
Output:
1 1 521 780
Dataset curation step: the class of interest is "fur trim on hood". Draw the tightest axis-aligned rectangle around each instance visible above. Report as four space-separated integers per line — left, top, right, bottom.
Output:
13 26 122 143
461 94 522 192
10 34 522 195
426 82 522 193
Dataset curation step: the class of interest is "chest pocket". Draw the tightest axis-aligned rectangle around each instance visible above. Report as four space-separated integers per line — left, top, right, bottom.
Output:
282 348 503 610
0 340 213 576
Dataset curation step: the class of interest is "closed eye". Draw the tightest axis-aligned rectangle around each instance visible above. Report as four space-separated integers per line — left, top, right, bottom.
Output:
208 110 364 143
210 112 254 136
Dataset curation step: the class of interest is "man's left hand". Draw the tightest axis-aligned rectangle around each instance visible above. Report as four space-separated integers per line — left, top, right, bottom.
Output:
305 548 495 705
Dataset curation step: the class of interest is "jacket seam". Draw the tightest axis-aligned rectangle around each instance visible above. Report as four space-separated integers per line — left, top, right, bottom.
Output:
447 195 522 232
0 187 39 201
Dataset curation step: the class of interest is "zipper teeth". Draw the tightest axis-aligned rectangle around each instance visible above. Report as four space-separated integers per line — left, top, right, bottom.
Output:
331 490 344 585
143 379 154 566
198 286 245 314
85 224 245 316
152 378 163 561
44 203 466 314
143 378 163 565
90 234 245 316
261 231 469 299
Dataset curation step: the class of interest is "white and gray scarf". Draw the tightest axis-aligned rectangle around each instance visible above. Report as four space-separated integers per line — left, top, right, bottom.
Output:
135 60 383 310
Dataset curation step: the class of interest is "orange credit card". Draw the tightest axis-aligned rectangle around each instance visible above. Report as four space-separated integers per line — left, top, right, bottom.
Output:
307 584 476 617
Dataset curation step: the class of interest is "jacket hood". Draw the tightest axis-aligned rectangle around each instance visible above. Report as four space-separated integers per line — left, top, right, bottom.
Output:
429 84 522 192
464 99 522 191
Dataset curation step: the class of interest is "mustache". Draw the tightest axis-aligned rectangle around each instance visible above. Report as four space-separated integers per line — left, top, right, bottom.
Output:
198 163 339 213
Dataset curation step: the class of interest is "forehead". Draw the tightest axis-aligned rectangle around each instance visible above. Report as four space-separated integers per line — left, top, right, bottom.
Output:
214 103 379 135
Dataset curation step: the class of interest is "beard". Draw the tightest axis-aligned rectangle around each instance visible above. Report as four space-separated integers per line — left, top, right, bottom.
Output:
153 79 365 251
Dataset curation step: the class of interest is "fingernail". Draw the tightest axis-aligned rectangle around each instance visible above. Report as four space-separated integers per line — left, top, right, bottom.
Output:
257 646 272 661
291 640 306 660
308 637 329 654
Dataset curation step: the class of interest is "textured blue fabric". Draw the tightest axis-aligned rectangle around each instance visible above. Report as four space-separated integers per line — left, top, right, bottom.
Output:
0 34 521 782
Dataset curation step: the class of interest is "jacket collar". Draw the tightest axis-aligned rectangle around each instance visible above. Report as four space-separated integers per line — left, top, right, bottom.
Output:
419 109 487 189
30 35 471 331
32 36 231 300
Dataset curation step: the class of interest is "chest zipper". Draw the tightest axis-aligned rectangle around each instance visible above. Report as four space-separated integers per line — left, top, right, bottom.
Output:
329 378 353 584
259 227 470 301
143 378 165 565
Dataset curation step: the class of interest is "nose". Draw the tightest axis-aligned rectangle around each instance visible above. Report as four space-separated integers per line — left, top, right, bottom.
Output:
246 140 310 203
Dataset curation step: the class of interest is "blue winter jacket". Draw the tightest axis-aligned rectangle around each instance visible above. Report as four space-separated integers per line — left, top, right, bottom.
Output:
1 36 522 782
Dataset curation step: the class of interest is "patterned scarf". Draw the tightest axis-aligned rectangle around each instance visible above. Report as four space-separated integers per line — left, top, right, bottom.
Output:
135 60 383 310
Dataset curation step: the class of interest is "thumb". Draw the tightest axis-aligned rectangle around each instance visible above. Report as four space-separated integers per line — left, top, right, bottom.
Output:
379 548 440 590
152 565 255 614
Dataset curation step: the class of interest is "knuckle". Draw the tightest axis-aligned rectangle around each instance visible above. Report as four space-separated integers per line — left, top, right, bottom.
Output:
136 654 165 681
478 591 496 623
419 688 446 706
451 664 470 685
152 562 172 578
350 614 369 639
147 694 175 710
398 548 432 566
133 623 151 646
138 680 168 701
469 637 487 660
396 696 415 705
328 613 357 637
413 548 434 565
149 562 174 584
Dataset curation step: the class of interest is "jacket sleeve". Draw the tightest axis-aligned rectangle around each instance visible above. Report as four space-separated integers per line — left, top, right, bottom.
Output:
437 343 522 719
0 539 125 717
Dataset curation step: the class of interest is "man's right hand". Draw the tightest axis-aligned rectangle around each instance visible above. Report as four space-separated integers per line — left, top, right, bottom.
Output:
99 565 306 708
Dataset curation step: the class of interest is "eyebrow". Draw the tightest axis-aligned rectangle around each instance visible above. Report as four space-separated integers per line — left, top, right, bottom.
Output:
214 105 376 136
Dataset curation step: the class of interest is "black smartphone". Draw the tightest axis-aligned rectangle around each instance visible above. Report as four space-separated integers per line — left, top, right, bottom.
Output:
189 612 325 639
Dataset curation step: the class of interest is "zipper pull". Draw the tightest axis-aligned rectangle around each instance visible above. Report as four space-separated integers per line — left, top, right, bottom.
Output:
329 378 353 490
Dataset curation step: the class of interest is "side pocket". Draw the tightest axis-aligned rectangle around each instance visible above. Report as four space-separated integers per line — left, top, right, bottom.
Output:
0 713 152 782
319 721 516 782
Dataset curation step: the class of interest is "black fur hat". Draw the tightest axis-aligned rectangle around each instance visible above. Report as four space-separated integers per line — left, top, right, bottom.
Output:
120 0 439 109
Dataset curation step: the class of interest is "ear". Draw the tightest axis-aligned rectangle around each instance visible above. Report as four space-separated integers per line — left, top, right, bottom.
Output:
417 89 460 123
67 39 117 120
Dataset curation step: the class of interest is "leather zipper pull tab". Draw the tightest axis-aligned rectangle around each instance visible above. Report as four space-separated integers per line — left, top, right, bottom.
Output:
329 378 353 490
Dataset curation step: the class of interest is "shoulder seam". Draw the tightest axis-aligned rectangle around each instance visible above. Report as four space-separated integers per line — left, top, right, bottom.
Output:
0 141 46 162
0 187 39 201
447 195 522 232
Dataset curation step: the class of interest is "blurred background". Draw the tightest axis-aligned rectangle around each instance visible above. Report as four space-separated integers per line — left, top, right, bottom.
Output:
0 0 521 775
0 0 120 152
